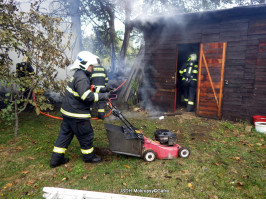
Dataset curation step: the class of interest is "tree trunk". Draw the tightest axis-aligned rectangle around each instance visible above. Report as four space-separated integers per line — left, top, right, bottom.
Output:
107 5 117 72
14 100 19 137
118 25 132 70
118 0 133 71
68 0 83 60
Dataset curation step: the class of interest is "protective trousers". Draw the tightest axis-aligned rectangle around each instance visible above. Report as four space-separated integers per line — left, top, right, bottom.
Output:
96 100 105 120
50 116 95 164
183 79 197 112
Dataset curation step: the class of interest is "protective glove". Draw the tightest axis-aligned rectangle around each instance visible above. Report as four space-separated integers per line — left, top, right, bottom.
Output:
106 86 115 92
98 92 111 101
99 86 114 93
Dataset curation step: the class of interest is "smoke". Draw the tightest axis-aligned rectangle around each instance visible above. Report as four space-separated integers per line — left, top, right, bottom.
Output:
131 1 256 116
126 4 185 116
139 64 163 116
1 0 183 113
45 91 64 104
106 1 185 116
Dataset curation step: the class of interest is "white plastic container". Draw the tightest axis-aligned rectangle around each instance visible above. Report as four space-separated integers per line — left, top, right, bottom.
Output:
255 122 266 134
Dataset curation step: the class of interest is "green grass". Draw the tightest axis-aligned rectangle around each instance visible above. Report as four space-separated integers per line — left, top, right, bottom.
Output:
0 110 265 199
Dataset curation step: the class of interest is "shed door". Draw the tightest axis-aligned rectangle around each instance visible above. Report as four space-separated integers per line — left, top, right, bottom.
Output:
196 42 227 119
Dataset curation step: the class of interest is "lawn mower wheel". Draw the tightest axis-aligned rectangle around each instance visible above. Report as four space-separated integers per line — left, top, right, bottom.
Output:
143 150 156 162
178 147 190 158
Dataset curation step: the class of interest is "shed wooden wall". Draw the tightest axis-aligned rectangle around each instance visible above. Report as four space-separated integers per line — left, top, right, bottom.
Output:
144 28 177 111
143 12 266 121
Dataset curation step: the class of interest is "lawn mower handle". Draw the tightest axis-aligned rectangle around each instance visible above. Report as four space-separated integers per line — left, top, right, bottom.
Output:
106 101 140 139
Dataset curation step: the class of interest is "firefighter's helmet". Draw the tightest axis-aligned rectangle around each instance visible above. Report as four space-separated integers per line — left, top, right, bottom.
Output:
189 53 197 62
22 56 28 62
69 51 99 71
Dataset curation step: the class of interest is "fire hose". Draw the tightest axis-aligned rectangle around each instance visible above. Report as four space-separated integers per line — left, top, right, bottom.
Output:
32 80 126 120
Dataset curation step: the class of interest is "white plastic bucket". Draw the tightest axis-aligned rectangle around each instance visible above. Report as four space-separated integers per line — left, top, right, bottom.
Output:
255 122 266 134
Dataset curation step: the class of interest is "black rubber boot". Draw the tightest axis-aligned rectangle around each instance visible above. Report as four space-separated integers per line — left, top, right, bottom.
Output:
50 152 69 168
83 153 102 163
187 104 194 112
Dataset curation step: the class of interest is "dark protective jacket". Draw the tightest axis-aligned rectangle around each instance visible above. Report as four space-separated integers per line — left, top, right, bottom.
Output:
90 66 108 93
60 69 105 119
179 60 198 81
179 58 198 111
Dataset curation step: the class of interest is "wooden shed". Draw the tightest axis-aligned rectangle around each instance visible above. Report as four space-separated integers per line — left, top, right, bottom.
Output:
135 4 266 121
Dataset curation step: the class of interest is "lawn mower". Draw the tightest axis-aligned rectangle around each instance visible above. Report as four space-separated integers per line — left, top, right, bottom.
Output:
104 100 190 162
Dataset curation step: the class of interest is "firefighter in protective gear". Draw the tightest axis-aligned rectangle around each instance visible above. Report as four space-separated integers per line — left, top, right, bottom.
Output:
179 53 198 112
90 64 110 120
50 51 110 168
16 56 34 99
16 56 34 78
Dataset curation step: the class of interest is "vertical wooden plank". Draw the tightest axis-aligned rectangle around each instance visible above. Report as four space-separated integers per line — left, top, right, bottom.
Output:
218 42 227 119
174 46 178 110
196 44 203 114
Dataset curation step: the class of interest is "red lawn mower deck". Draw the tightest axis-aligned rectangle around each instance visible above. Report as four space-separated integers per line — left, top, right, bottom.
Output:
105 102 190 162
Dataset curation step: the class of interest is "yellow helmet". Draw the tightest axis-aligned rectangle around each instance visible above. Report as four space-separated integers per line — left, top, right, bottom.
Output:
189 54 197 62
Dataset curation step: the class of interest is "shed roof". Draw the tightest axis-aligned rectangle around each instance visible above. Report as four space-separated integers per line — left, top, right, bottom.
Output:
133 3 266 30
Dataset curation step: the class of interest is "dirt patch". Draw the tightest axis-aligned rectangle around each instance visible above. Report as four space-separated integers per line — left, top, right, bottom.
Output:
189 131 211 141
188 125 213 141
165 107 197 120
94 147 114 156
169 108 214 142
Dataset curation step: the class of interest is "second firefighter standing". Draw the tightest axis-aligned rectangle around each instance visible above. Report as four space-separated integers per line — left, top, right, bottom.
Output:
90 64 110 120
179 54 198 112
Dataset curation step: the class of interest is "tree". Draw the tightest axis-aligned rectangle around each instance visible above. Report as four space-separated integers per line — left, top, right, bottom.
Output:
0 0 70 136
48 0 83 60
50 0 266 73
116 0 134 70
82 0 117 72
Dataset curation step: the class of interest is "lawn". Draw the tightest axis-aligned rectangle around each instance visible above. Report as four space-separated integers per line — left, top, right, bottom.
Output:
0 108 265 199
